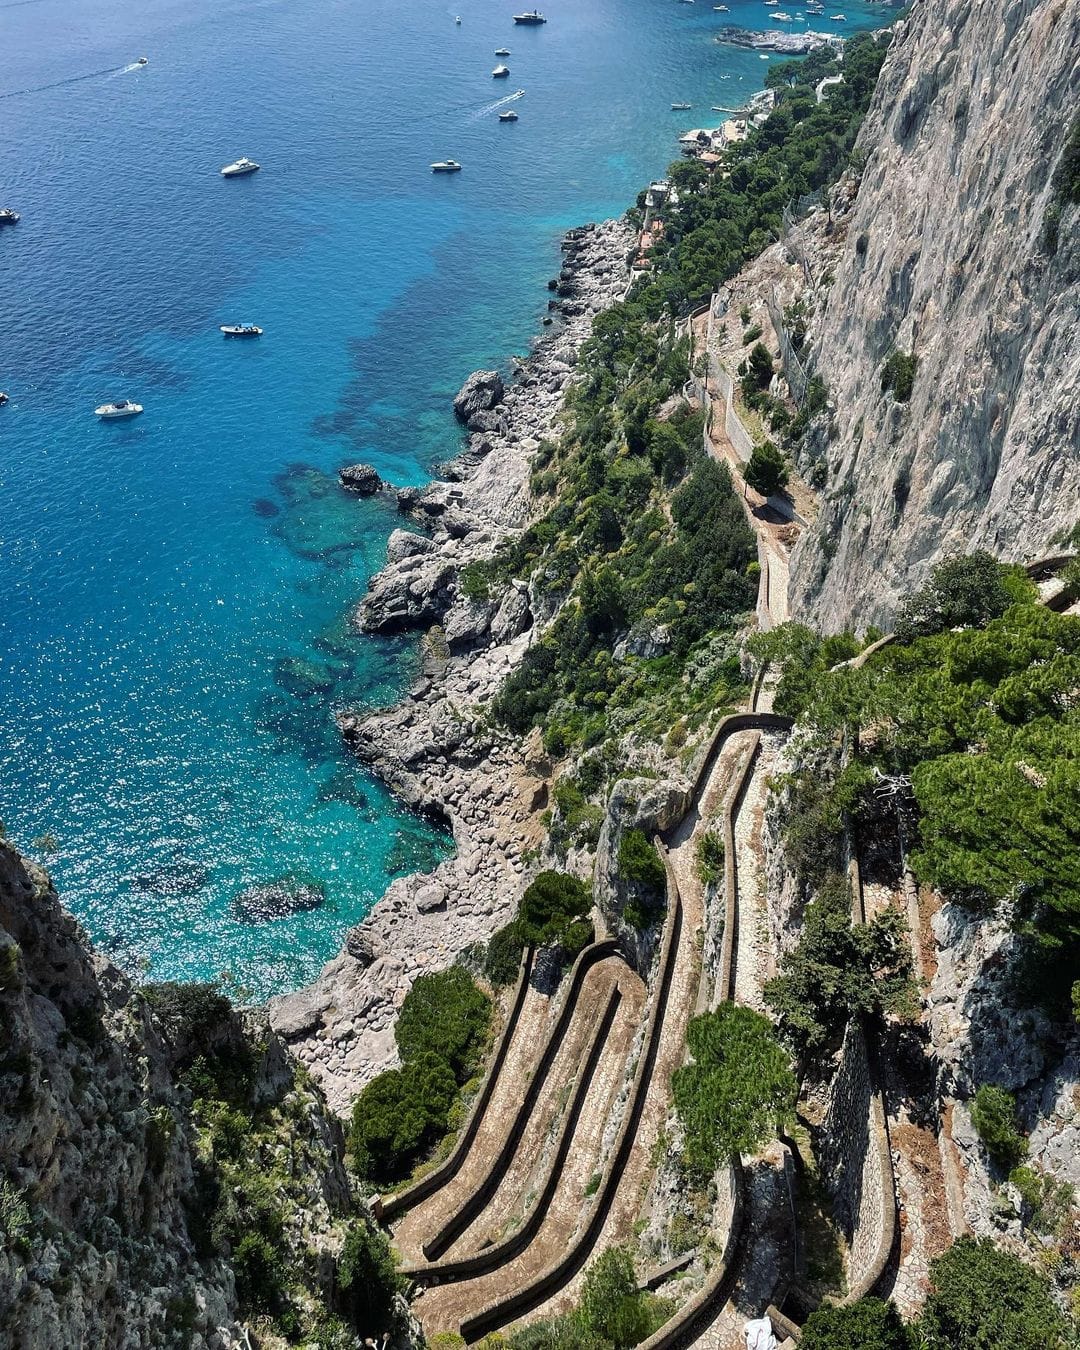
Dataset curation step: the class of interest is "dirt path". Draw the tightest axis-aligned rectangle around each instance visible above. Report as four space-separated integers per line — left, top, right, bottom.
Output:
442 954 636 1259
411 957 646 1336
392 975 555 1263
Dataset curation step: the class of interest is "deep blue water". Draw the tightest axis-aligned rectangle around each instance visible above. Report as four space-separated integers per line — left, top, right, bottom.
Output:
0 0 883 999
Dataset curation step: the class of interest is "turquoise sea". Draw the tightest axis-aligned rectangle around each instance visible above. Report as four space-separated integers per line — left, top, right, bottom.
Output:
0 0 884 1000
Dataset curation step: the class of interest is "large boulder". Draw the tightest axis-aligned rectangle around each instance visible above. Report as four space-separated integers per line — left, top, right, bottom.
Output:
338 462 383 495
453 369 505 424
233 876 325 924
355 553 456 634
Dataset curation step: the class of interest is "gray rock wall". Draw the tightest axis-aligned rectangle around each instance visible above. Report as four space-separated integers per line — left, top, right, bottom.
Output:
791 0 1080 630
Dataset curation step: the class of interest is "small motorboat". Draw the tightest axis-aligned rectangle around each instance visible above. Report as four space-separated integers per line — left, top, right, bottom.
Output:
0 209 19 225
220 157 260 177
713 5 729 10
0 392 9 406
774 11 793 18
220 323 263 337
495 47 511 54
137 55 148 64
94 399 143 419
512 9 547 22
492 64 510 77
499 109 519 121
455 13 461 21
671 101 693 110
431 159 463 172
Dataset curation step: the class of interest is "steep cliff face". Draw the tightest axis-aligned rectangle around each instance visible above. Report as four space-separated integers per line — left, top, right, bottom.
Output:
0 840 390 1350
791 0 1080 630
0 841 237 1349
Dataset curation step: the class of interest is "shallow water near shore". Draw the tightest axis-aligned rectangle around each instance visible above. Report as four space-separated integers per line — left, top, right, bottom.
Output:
0 0 884 999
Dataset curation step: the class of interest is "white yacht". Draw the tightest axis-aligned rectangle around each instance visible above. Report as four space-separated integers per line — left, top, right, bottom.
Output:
671 101 692 110
220 324 263 337
95 399 143 419
774 11 794 18
495 47 511 54
0 209 19 225
220 157 260 177
492 64 511 77
499 109 519 121
431 159 463 172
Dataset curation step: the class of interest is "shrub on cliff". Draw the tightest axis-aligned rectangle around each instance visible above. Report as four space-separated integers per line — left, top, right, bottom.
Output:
893 550 1031 643
918 1238 1070 1349
519 870 593 947
395 967 492 1081
348 1051 459 1182
673 1004 796 1176
801 1298 912 1349
336 1219 402 1334
970 1084 1028 1172
764 872 916 1057
618 829 666 929
880 349 918 402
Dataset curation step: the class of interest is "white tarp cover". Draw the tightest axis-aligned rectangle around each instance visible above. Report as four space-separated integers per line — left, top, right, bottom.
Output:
745 1316 778 1350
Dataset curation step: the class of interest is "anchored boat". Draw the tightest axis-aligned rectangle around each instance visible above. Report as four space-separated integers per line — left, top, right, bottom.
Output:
94 399 143 419
431 159 463 172
220 324 263 337
220 157 260 177
512 9 547 22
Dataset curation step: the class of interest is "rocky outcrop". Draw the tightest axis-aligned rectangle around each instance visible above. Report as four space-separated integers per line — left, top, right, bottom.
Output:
789 0 1080 630
0 840 238 1349
453 369 505 427
0 839 403 1350
338 462 383 494
270 217 635 1113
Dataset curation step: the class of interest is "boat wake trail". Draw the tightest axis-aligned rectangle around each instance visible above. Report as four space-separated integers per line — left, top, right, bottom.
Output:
469 88 525 120
0 61 138 100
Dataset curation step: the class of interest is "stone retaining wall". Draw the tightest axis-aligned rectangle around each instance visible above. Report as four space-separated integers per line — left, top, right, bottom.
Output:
404 983 623 1284
377 947 535 1223
458 879 685 1342
416 938 622 1260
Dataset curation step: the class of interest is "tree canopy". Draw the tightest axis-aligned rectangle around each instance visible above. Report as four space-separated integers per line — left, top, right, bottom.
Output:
673 1004 796 1176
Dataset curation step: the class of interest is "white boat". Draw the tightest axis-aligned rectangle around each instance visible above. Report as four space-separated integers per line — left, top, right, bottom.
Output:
774 11 794 18
137 55 148 64
220 157 260 177
512 9 547 22
499 109 519 121
95 399 143 419
220 323 263 337
431 159 463 172
495 47 511 54
455 14 461 21
492 64 510 77
0 392 9 406
671 101 692 110
0 209 19 225
713 5 729 10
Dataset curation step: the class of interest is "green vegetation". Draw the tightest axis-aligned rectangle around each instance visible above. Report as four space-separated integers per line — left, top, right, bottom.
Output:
800 1297 913 1349
1042 112 1080 252
673 1004 796 1176
696 829 725 885
744 440 789 498
349 968 491 1182
893 550 1033 643
484 871 594 986
765 873 916 1057
880 349 918 402
618 828 667 929
777 567 1080 1007
336 1219 403 1334
395 966 492 1078
506 1246 672 1349
746 622 863 720
919 1238 1070 1349
970 1084 1027 1172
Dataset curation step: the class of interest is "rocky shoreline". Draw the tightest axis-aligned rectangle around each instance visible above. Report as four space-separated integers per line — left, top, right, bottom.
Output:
269 216 635 1116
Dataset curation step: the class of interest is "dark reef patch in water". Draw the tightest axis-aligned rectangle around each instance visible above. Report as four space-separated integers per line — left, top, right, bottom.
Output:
233 874 326 924
252 497 280 518
385 824 448 878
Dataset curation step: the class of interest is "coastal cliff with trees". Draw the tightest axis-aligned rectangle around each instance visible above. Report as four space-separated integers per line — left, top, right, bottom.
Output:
3 0 1079 1346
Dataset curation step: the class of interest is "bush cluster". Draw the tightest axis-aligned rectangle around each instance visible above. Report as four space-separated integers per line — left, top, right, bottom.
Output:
483 871 594 986
349 968 491 1182
673 1004 796 1177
